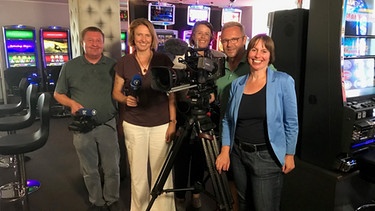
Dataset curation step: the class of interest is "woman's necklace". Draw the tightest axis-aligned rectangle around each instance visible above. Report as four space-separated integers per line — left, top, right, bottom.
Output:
135 52 152 75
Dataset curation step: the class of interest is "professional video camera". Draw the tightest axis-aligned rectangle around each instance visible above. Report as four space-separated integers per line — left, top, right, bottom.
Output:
151 39 225 109
68 108 97 133
151 47 225 93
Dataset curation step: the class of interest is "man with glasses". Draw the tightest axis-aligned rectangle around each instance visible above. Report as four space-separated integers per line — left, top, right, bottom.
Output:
216 21 249 124
215 21 249 211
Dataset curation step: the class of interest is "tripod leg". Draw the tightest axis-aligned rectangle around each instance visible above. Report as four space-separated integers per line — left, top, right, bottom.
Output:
199 127 233 211
146 120 193 211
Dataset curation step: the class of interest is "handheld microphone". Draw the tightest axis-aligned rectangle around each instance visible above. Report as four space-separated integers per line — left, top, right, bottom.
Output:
130 74 142 97
76 108 97 116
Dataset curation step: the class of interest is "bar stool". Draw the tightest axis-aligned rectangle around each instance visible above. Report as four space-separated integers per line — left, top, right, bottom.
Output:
0 83 37 170
0 84 39 198
0 92 51 201
0 77 29 117
0 84 38 133
0 78 30 168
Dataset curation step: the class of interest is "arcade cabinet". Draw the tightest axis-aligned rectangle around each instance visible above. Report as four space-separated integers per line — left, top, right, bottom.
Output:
148 2 178 53
2 25 40 103
39 26 72 117
275 0 375 210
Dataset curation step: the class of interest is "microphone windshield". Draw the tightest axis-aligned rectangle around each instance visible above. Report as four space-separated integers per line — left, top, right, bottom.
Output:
164 38 189 56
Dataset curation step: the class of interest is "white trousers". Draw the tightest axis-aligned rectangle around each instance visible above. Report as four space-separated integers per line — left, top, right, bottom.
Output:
123 121 175 211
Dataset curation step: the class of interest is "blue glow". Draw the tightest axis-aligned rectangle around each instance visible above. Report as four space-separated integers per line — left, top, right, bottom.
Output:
351 139 375 149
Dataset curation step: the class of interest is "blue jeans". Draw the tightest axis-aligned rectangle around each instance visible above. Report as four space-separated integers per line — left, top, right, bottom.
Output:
231 143 283 211
73 118 120 206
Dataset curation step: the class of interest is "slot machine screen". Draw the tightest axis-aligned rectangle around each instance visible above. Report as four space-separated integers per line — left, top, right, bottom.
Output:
343 58 375 98
121 31 127 56
221 8 242 25
157 34 176 45
344 0 373 36
187 5 211 26
183 30 192 44
4 29 37 67
148 3 175 26
41 30 70 67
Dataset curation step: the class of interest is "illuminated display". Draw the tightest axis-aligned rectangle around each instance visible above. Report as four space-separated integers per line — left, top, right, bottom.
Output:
5 29 34 39
44 55 69 66
343 58 375 98
8 54 36 67
344 0 373 35
187 5 211 26
183 30 192 44
6 40 36 53
43 40 69 54
148 3 175 26
42 31 68 39
121 32 127 56
121 32 126 40
222 8 242 25
40 28 71 67
3 26 38 68
158 34 176 45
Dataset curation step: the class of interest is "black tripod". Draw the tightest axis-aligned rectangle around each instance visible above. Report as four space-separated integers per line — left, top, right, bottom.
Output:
146 106 233 211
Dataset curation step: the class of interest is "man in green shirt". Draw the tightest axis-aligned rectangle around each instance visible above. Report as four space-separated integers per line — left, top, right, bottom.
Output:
216 22 249 126
215 21 249 211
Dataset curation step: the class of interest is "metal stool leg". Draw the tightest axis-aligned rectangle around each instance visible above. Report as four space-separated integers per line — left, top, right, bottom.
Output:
0 154 40 201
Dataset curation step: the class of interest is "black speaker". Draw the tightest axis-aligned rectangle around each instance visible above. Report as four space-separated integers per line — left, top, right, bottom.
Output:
269 9 309 157
269 9 309 103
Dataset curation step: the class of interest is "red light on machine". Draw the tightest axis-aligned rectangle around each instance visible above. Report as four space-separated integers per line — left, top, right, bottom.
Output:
42 31 68 39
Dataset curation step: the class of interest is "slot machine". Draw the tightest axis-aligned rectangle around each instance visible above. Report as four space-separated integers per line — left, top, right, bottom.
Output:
39 26 71 92
2 25 40 96
39 26 72 117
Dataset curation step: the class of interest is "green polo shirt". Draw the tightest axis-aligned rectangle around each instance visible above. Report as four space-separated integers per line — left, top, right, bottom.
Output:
55 55 117 123
215 54 249 119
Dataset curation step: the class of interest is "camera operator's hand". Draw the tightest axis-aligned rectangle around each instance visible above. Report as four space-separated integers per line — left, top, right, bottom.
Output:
126 95 138 107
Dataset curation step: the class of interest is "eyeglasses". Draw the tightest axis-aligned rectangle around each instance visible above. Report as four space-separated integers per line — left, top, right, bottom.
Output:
220 36 244 45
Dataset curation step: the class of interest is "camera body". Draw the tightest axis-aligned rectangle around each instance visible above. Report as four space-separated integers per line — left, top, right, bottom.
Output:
151 47 225 93
68 108 97 133
151 47 225 110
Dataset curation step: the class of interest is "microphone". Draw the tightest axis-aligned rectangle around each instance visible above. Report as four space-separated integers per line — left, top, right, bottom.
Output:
164 38 189 56
76 108 97 116
130 74 142 97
